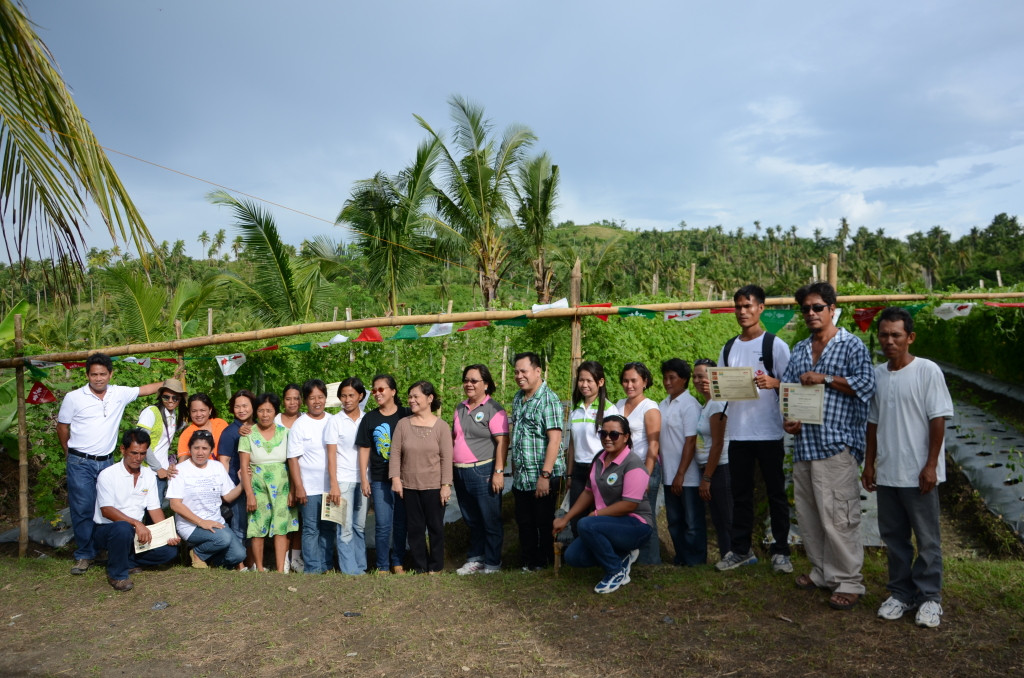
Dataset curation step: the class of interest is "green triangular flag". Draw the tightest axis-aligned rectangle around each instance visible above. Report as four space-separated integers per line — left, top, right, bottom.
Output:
495 316 530 327
284 342 313 352
904 303 927 318
388 325 419 340
27 364 47 379
618 307 657 319
761 309 795 334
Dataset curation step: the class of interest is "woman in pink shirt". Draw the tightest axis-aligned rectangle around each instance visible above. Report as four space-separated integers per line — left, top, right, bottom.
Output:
553 415 653 594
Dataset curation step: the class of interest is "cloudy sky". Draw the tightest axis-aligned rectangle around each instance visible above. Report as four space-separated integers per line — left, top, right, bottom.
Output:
22 0 1024 258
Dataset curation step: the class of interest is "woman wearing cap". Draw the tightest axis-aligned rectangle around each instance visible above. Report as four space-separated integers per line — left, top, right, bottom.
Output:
177 393 231 471
616 362 662 565
168 429 246 569
553 414 653 594
136 378 187 507
567 361 618 538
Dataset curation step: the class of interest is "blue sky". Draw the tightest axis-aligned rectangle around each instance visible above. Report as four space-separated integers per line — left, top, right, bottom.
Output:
23 0 1024 259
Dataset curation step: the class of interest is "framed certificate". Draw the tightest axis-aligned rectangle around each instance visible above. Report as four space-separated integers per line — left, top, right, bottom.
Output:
134 517 177 553
780 383 825 425
320 494 348 526
708 367 759 401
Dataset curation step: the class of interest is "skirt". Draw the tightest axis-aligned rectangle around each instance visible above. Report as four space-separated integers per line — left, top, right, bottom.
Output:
247 462 299 538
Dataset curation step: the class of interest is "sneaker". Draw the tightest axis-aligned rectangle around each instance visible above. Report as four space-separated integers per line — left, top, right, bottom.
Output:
70 559 94 575
877 596 915 621
594 567 630 594
283 555 291 574
290 550 304 573
715 550 758 571
107 577 134 592
621 549 640 579
771 554 794 574
457 561 486 576
482 567 501 574
190 551 208 569
915 601 943 628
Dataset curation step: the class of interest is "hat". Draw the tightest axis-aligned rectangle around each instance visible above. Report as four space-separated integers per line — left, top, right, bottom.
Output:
160 378 187 394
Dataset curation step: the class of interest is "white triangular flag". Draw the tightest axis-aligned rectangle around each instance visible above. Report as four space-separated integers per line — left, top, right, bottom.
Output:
423 323 452 338
215 353 246 376
324 381 342 408
122 357 151 368
833 308 842 324
532 298 569 314
328 334 348 344
933 303 974 320
664 310 703 322
29 360 62 368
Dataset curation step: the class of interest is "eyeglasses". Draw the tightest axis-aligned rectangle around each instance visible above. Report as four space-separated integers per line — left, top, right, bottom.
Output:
800 303 829 314
462 378 482 385
597 430 625 441
160 394 181 402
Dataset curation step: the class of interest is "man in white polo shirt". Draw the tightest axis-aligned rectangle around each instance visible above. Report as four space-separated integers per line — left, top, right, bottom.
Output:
93 428 181 591
56 353 164 575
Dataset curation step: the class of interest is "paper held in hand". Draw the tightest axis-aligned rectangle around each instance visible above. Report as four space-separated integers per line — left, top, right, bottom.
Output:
708 367 759 401
134 517 177 553
320 494 348 526
780 383 825 426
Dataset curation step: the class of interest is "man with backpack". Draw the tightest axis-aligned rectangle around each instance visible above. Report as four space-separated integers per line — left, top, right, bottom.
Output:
715 285 794 574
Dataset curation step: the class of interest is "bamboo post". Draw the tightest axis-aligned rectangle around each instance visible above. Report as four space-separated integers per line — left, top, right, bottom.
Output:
333 307 338 322
175 320 185 387
570 259 583 387
812 264 818 282
688 263 696 297
652 271 659 296
207 308 213 336
15 315 28 558
997 270 1003 287
828 253 839 289
501 334 509 393
980 280 985 289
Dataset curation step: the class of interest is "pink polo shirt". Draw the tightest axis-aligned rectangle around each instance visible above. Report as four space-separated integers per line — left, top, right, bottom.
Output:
452 395 509 464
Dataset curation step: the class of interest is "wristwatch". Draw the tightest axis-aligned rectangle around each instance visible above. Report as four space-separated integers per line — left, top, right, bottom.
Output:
539 470 553 479
824 374 834 386
702 474 713 483
493 467 504 474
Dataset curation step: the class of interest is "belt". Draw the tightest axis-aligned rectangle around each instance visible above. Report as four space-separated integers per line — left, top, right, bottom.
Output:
68 448 112 461
453 459 493 468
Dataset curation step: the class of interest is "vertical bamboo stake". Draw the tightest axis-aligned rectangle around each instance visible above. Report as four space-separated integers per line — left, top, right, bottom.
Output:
652 271 659 296
979 280 985 289
175 320 185 388
812 264 818 282
447 300 454 315
333 307 338 322
997 270 1003 287
15 315 28 558
207 308 213 336
570 259 583 389
501 335 509 393
688 263 696 297
346 308 354 363
828 253 838 289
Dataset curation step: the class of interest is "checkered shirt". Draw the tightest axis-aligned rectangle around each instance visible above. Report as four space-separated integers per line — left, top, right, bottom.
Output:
510 381 566 491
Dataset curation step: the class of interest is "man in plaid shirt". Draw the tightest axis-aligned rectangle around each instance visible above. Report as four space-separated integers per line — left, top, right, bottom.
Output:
782 282 876 611
510 352 565 571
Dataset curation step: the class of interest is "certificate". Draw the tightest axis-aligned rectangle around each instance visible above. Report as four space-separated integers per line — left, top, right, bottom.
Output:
780 383 825 425
134 517 177 553
320 494 348 526
708 367 759 401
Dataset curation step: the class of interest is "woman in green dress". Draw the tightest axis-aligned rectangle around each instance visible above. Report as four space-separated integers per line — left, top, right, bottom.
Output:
239 392 299 572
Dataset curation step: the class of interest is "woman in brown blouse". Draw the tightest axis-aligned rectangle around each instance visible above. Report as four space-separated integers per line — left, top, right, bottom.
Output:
390 380 453 574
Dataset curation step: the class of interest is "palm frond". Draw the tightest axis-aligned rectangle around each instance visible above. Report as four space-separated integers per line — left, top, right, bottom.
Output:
101 264 165 343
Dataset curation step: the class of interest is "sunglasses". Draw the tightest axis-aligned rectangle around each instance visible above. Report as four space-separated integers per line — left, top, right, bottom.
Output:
800 303 829 314
597 430 625 441
161 394 181 402
371 387 392 394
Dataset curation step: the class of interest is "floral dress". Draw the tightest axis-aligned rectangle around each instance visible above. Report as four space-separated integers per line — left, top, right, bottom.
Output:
239 424 299 538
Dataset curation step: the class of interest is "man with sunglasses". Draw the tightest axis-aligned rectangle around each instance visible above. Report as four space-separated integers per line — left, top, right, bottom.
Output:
57 353 166 576
781 282 876 611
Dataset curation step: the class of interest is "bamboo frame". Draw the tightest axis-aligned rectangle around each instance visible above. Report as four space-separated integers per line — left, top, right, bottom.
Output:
1 291 1022 369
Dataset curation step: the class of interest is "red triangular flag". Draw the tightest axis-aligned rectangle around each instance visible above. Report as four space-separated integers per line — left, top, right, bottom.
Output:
62 362 86 369
580 303 613 321
458 321 490 332
985 302 1024 308
252 345 279 352
27 381 56 404
711 308 733 314
157 358 179 363
853 307 884 332
352 328 383 342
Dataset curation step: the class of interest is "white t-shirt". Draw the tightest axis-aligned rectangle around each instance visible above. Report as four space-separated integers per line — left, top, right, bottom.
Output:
569 400 619 464
166 459 236 539
616 398 659 463
323 410 365 484
868 358 954 488
137 405 177 471
93 461 160 524
286 413 333 495
717 334 790 441
659 392 701 486
57 384 140 456
697 399 730 466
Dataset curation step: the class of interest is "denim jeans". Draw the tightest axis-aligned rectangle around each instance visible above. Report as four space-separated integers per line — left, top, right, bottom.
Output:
370 480 407 571
664 485 707 566
65 452 113 561
156 477 170 511
186 525 246 568
568 462 592 539
299 494 337 574
565 515 652 576
453 461 503 569
93 521 178 580
335 482 368 575
637 462 662 565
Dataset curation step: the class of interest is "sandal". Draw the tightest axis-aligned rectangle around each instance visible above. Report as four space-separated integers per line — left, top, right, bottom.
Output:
794 574 818 591
828 592 860 610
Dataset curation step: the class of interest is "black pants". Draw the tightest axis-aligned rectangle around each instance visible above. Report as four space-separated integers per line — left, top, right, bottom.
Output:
404 488 445 572
728 440 790 556
513 487 558 569
704 463 734 558
568 463 592 539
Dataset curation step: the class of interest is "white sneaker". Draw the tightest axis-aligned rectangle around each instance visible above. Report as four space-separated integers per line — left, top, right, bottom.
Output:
715 550 758 571
457 561 486 576
915 600 943 628
283 556 291 574
771 554 794 574
290 550 304 574
621 549 640 579
877 596 915 620
594 567 630 594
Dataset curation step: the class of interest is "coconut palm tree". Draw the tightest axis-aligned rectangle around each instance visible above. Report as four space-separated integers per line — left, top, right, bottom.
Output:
0 0 155 287
209 228 226 261
198 231 211 260
513 153 560 304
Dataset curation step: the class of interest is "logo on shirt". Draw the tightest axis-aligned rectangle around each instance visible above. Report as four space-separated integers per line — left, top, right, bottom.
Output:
606 473 618 485
474 411 485 423
374 423 393 460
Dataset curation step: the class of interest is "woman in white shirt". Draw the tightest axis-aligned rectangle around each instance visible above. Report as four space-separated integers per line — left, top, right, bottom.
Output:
275 383 304 572
693 358 732 561
567 361 618 537
135 378 187 508
616 362 662 565
168 429 246 569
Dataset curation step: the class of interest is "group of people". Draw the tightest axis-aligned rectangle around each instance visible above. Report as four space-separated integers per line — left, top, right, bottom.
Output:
54 281 951 628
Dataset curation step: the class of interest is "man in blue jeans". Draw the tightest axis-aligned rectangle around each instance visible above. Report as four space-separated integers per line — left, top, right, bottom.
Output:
93 428 180 591
57 353 164 576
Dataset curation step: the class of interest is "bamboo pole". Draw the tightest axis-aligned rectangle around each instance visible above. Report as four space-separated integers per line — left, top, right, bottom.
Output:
828 253 839 289
997 271 1003 287
688 263 696 297
15 315 28 558
207 308 213 336
569 259 583 388
3 291 1024 369
346 308 354 363
175 319 185 388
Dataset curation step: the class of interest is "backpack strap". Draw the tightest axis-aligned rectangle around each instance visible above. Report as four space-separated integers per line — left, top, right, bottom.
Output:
761 332 777 378
722 336 738 368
